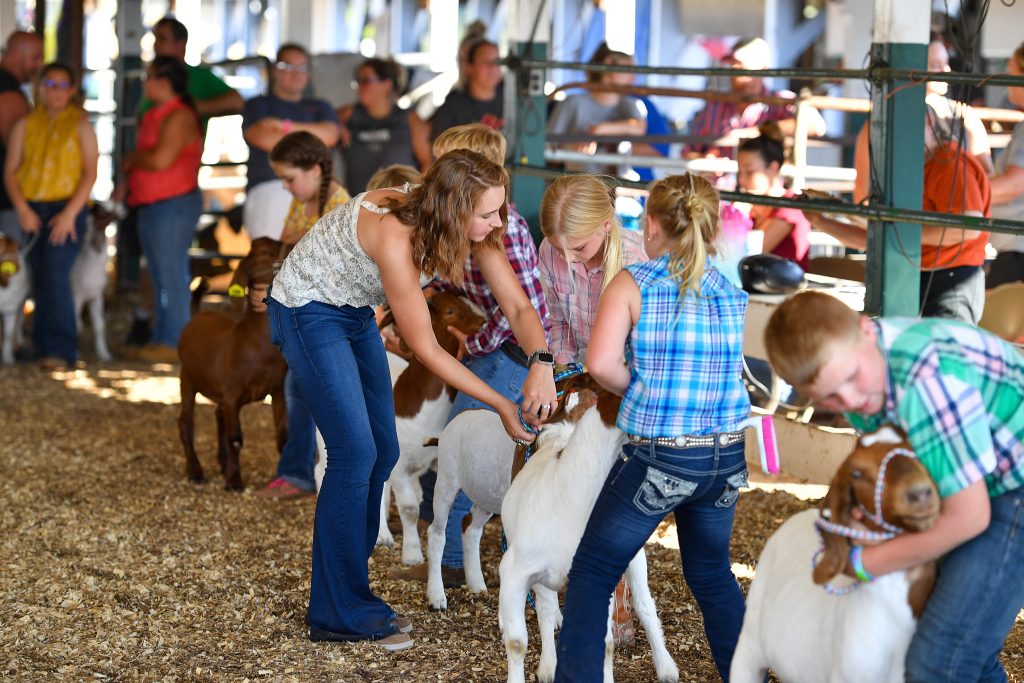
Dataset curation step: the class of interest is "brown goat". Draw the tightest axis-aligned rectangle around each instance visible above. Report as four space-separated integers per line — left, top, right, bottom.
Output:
177 238 288 490
813 430 940 616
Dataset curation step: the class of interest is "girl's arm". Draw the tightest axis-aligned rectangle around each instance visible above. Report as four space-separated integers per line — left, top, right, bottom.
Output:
374 223 537 443
46 118 99 246
586 269 640 396
537 242 574 364
475 244 557 423
758 216 797 254
860 479 990 576
129 110 198 171
2 118 41 233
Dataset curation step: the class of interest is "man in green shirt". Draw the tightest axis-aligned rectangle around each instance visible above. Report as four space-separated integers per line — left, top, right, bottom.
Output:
765 291 1024 682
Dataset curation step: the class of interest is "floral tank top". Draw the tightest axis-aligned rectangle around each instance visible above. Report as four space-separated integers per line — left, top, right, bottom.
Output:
270 183 431 309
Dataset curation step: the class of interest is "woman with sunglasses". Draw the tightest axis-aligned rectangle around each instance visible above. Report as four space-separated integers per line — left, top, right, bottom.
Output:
242 43 341 242
3 61 98 370
337 58 431 194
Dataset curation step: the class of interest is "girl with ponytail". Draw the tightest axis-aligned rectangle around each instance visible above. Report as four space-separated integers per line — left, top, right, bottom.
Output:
269 131 351 245
554 173 751 682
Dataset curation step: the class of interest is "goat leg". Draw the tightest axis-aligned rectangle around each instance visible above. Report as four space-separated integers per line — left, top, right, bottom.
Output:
221 401 245 491
463 505 492 593
624 550 679 682
497 552 530 683
534 584 560 683
177 374 205 484
215 406 229 474
88 298 112 362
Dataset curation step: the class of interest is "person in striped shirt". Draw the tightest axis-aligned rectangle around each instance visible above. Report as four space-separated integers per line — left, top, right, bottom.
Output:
555 173 752 682
765 291 1024 683
538 173 647 647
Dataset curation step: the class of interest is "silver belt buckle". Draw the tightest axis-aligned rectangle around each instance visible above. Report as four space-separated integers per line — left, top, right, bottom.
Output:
674 435 687 448
719 433 729 446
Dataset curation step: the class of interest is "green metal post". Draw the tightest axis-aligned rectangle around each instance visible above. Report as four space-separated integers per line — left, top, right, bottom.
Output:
510 41 548 244
865 2 927 316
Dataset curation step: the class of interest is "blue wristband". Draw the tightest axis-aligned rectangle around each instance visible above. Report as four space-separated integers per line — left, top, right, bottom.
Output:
850 546 874 583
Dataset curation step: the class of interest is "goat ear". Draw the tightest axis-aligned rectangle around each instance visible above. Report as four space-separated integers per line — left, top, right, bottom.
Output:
812 483 853 584
378 308 396 331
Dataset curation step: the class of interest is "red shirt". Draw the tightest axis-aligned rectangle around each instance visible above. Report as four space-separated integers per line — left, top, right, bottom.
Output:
755 190 811 271
128 97 201 207
920 143 990 270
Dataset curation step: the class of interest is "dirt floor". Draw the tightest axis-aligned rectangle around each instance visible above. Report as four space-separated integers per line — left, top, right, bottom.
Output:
2 308 1024 682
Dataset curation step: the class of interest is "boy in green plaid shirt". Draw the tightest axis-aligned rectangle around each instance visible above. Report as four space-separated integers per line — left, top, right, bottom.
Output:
765 291 1024 683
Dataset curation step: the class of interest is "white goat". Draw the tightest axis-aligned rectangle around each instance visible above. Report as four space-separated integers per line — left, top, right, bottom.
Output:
730 429 939 683
498 396 679 683
0 234 30 366
425 408 516 609
71 211 113 362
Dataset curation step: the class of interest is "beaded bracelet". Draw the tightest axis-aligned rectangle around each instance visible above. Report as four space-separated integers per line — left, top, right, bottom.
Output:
849 546 875 583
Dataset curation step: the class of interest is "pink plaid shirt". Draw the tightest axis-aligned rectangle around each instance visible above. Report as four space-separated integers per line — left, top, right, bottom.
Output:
538 229 647 364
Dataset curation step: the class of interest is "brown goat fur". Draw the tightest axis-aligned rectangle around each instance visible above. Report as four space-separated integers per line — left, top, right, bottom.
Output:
813 433 940 616
177 240 288 490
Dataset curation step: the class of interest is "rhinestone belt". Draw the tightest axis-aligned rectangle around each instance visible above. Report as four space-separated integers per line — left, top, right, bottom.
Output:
626 431 745 449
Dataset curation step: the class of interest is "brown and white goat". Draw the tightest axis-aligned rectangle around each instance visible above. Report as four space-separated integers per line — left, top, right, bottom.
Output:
177 238 288 490
731 427 940 683
497 389 679 683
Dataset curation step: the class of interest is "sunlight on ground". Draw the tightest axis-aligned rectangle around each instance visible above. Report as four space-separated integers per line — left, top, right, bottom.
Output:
55 366 214 405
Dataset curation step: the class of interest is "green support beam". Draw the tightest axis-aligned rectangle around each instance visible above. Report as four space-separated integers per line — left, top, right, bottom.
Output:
865 41 926 317
509 41 548 245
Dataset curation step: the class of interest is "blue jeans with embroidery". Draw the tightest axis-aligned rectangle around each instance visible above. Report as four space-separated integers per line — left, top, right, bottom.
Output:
418 347 527 568
554 439 748 682
268 297 401 640
905 486 1024 682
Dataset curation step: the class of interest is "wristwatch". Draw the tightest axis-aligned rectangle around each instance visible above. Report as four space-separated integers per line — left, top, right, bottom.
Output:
528 349 555 368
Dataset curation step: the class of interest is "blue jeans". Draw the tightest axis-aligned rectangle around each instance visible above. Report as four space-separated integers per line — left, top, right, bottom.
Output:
274 368 317 491
418 347 527 568
554 439 748 683
268 297 401 639
905 487 1024 682
27 201 87 364
137 189 202 347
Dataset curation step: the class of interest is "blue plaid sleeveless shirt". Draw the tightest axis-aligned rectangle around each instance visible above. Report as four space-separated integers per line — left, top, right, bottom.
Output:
617 255 751 437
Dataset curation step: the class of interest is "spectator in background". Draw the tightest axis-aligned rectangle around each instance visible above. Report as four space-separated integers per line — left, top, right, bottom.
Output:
338 58 431 194
366 164 423 192
926 37 993 175
685 37 826 159
736 122 811 270
0 31 44 243
242 43 341 241
807 103 990 324
143 16 244 128
547 49 646 175
125 57 204 364
126 16 243 346
988 40 1024 288
428 40 505 142
3 62 98 370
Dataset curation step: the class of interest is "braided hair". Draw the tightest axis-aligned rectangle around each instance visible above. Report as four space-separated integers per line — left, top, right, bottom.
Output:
269 131 333 217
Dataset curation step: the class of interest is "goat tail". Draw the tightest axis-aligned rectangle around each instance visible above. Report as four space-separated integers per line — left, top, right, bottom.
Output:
190 277 210 314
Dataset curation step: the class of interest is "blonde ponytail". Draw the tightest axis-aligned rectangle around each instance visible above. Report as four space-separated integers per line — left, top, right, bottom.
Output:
645 173 721 300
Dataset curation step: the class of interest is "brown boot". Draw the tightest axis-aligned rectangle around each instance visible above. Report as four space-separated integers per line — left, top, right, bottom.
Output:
611 577 635 648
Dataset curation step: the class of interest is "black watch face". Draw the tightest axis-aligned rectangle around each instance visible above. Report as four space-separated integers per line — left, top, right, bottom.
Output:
538 352 554 364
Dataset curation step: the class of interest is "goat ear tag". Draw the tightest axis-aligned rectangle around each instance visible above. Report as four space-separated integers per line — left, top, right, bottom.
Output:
0 261 17 275
228 284 246 298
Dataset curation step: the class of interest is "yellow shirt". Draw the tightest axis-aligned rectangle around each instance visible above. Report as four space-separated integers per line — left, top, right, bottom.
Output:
16 106 85 202
283 185 351 236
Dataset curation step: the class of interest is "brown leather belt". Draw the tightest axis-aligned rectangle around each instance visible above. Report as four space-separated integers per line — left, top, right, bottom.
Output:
626 431 744 449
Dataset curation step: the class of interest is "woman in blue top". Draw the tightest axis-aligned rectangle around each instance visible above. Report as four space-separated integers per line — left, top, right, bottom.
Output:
554 173 751 682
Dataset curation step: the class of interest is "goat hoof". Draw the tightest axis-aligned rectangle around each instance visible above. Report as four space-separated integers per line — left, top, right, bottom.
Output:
224 481 245 492
188 474 206 485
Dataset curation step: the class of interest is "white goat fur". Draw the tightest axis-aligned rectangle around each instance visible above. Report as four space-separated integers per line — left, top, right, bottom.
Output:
70 219 112 362
498 405 679 683
0 258 30 366
426 408 516 609
730 508 919 683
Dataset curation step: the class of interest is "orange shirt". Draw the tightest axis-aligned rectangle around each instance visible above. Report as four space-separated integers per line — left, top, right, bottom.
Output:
920 143 990 270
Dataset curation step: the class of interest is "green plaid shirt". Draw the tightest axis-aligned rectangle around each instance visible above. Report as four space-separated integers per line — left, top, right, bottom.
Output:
848 318 1024 499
